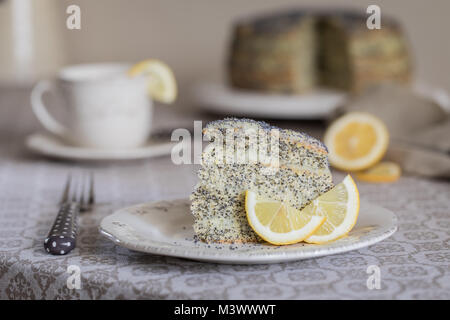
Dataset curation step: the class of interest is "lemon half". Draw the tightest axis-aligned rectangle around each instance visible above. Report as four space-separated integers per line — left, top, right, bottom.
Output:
324 112 389 171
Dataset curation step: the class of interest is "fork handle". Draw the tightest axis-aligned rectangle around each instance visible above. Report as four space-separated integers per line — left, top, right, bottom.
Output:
44 202 80 255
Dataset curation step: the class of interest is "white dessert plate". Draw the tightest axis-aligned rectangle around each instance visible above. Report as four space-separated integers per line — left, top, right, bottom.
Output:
100 198 397 264
191 82 346 119
25 133 174 161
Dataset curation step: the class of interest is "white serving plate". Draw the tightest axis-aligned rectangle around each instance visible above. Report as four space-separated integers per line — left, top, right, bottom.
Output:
100 198 397 264
191 82 346 119
25 133 174 161
191 81 450 120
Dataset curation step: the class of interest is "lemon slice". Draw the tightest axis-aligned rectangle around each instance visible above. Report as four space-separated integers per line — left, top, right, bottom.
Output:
128 59 177 103
304 175 360 244
356 161 401 183
324 112 389 171
245 191 326 245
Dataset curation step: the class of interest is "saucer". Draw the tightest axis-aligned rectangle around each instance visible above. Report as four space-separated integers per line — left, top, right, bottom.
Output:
25 133 175 161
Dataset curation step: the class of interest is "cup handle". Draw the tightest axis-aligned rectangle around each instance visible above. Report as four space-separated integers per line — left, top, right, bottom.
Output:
30 80 69 139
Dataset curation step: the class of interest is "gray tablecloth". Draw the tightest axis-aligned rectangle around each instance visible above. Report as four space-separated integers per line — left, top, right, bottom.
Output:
0 88 449 300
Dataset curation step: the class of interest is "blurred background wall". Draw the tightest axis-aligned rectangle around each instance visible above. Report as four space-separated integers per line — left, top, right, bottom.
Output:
1 0 449 100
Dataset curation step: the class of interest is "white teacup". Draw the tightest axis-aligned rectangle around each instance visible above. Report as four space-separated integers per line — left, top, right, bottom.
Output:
31 63 152 149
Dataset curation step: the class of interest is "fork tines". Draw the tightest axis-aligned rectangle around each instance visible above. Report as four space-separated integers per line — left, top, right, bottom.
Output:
60 172 95 212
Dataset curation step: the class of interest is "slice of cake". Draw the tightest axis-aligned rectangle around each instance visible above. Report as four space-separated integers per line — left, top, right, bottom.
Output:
190 118 333 243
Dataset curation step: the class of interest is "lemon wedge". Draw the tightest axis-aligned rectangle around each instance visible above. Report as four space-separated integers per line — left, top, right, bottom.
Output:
304 175 360 244
356 161 401 183
128 59 177 104
324 112 389 171
245 191 326 245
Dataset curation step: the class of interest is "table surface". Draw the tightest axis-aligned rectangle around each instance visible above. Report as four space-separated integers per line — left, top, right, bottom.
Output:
0 88 449 300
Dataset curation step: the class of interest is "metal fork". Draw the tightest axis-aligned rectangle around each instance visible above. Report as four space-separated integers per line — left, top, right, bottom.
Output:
44 173 95 255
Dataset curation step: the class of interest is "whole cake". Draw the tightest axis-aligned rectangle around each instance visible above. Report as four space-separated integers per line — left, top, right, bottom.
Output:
190 118 333 243
228 9 412 94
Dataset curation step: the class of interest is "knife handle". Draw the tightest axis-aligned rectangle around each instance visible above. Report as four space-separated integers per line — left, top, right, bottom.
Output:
44 202 79 255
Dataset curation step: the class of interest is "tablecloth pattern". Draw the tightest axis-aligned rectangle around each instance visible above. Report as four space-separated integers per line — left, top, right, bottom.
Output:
0 88 449 299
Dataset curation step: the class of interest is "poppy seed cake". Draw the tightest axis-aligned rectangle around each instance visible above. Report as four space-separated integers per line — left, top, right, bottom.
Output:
190 118 333 243
228 9 412 94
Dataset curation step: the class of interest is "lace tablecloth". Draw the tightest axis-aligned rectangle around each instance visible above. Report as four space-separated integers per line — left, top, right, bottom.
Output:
0 88 449 300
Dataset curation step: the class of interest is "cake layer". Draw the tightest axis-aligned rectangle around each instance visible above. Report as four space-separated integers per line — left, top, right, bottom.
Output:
191 190 257 243
194 164 333 209
203 118 329 154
